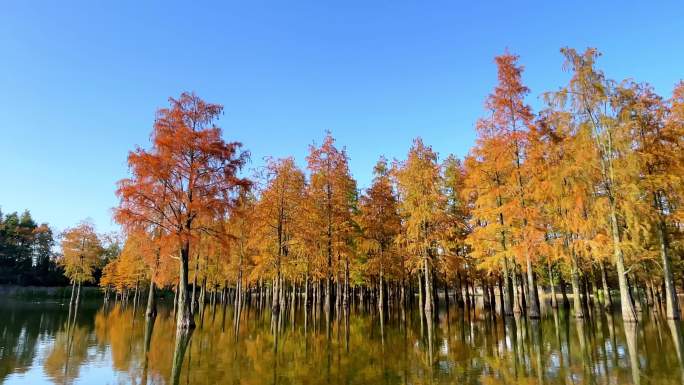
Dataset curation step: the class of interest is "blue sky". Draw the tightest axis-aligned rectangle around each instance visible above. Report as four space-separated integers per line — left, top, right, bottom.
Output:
1 1 682 234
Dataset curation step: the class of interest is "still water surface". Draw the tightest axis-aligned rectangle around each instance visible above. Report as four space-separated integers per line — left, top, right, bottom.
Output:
1 298 684 384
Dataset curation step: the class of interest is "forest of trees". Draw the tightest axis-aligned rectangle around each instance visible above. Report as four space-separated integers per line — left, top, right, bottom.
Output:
0 209 64 285
0 210 121 287
36 48 684 340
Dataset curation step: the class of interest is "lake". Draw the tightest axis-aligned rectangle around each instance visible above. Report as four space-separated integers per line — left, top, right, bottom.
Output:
1 297 683 384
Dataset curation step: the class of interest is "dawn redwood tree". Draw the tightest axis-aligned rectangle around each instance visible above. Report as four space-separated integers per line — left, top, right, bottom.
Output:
482 53 541 318
440 155 470 307
357 157 401 317
253 157 307 318
59 220 103 309
555 48 638 322
395 138 445 324
115 92 250 331
463 53 540 317
531 108 597 317
305 133 356 315
618 82 684 319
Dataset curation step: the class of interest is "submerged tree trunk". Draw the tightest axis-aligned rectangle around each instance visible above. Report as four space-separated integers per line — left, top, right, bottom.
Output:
498 275 505 316
657 214 681 319
600 261 613 311
69 280 76 308
559 274 570 309
418 271 424 332
423 253 433 322
548 261 558 309
75 281 82 308
177 241 195 330
146 281 157 319
570 251 584 318
526 254 540 318
456 271 465 308
503 258 514 317
512 267 522 314
609 202 638 322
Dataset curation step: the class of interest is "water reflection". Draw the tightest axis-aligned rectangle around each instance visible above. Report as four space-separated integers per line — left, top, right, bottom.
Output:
1 299 684 384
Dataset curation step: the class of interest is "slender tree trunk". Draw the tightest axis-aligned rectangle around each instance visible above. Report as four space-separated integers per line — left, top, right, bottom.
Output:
75 281 81 308
512 266 522 314
657 215 680 319
548 261 558 309
146 281 157 319
424 253 433 321
379 265 385 319
443 274 450 315
526 254 540 318
177 241 195 330
570 251 584 318
191 253 199 316
69 280 76 309
418 271 424 331
172 284 178 316
456 271 465 308
503 259 514 316
498 275 505 316
609 201 638 322
559 274 570 309
600 261 613 310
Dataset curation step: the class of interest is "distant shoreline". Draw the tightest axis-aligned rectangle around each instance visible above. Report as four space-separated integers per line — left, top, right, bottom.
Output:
0 284 102 299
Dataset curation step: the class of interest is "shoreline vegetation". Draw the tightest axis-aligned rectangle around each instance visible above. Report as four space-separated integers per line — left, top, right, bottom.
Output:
2 46 684 384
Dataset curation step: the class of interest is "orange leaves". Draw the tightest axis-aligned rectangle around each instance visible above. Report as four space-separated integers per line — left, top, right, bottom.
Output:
305 132 357 275
59 220 103 284
114 93 252 301
357 157 401 276
115 92 250 243
465 53 537 271
395 138 445 263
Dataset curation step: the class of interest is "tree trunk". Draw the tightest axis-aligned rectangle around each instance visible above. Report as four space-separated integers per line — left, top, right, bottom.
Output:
418 271 424 330
609 204 638 322
498 275 505 316
424 253 433 320
600 261 613 310
456 271 465 308
69 280 76 308
512 266 522 314
146 281 157 319
192 253 201 316
443 275 450 314
570 252 584 318
503 259 514 316
379 265 385 319
177 241 195 330
658 216 681 319
526 254 540 318
559 274 570 309
548 262 558 308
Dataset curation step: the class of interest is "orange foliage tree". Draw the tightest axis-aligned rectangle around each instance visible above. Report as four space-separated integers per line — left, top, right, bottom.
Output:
115 92 250 330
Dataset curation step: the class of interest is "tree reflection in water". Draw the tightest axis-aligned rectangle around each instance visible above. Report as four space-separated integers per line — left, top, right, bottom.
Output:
1 299 684 384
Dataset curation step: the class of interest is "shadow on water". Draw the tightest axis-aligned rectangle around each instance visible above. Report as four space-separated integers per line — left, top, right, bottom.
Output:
1 297 684 384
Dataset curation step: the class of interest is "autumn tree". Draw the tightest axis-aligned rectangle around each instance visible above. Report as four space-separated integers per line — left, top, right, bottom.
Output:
115 92 251 331
357 157 401 316
617 81 684 319
395 138 445 325
440 155 470 308
464 53 540 317
305 132 357 315
253 157 307 318
530 107 599 317
554 48 638 322
59 220 103 308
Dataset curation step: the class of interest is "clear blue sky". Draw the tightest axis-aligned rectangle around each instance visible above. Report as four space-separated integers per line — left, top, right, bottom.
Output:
1 1 682 234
